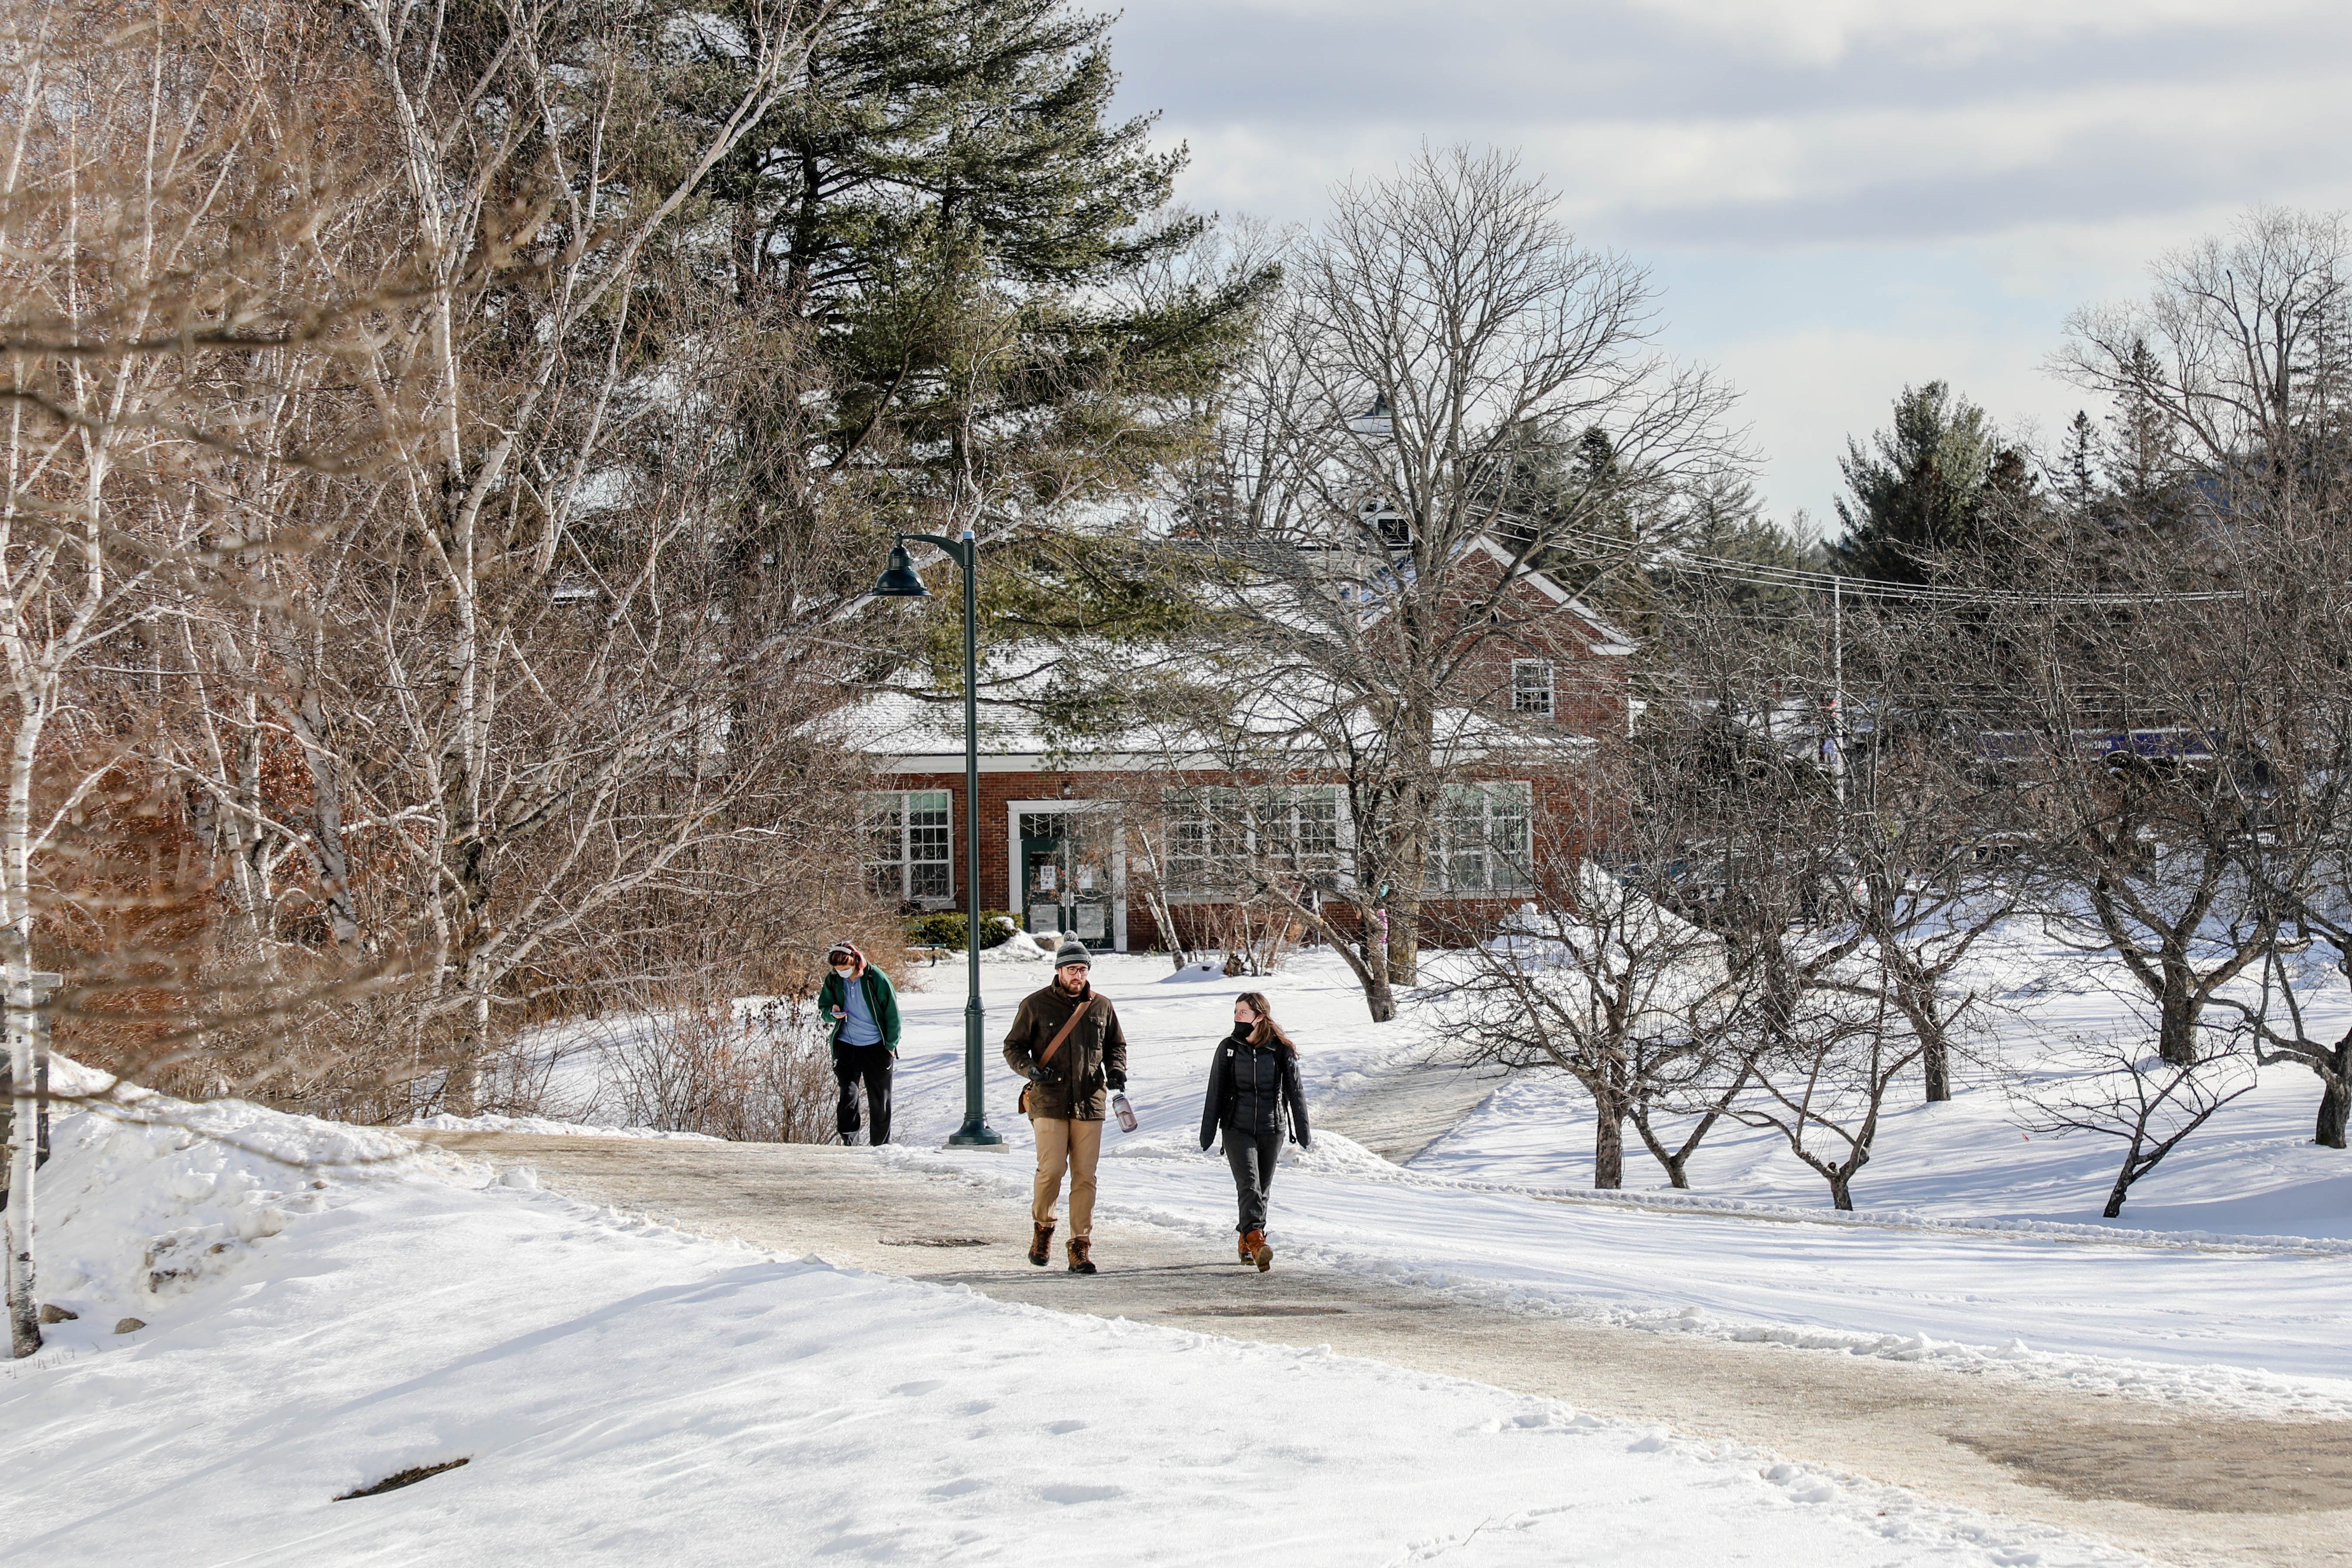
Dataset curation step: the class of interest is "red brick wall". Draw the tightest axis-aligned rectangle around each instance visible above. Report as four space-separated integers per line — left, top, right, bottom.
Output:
872 560 1625 952
882 766 1205 951
878 761 1597 953
1432 552 1629 736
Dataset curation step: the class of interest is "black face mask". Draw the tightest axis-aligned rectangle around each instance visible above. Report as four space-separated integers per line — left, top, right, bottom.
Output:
1230 1020 1254 1042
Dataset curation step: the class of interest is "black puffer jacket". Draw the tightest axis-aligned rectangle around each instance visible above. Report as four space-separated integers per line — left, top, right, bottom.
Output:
1198 1025 1310 1150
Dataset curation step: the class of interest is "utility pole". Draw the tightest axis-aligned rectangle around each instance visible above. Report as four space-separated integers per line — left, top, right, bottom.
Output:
1829 577 1846 807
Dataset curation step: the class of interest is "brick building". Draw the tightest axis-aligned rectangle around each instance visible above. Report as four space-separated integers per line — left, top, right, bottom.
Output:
852 537 1632 953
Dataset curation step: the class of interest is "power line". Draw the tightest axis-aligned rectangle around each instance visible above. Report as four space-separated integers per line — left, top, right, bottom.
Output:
1636 540 2244 607
1529 518 2244 606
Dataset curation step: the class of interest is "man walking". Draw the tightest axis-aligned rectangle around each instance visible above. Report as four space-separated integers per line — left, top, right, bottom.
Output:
818 939 900 1146
1002 940 1127 1274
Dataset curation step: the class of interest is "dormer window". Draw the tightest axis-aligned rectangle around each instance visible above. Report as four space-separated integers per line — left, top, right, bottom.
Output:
1357 495 1410 552
1512 659 1555 718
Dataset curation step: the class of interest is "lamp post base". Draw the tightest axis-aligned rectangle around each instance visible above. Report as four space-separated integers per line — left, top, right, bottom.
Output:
946 1123 1007 1149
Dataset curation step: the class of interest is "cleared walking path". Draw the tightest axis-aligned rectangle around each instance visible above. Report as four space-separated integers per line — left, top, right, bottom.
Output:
1313 1037 1507 1161
409 1131 2352 1568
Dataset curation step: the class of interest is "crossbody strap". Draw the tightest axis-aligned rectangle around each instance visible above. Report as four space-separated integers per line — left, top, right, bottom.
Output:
1038 996 1099 1070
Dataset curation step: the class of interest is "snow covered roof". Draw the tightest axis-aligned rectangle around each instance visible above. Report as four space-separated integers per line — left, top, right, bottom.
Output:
1458 536 1636 657
1232 533 1634 658
837 677 1601 775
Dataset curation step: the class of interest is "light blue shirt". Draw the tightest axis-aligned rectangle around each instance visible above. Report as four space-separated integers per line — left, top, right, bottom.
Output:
838 975 884 1047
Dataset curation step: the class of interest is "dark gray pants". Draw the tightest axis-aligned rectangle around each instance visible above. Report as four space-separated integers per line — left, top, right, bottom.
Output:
1223 1125 1282 1233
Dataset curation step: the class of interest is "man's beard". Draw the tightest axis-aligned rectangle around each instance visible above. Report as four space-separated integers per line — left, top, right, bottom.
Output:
1056 973 1089 996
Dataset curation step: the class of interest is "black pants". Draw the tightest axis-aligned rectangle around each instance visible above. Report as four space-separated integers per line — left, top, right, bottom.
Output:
834 1044 893 1146
1223 1124 1282 1233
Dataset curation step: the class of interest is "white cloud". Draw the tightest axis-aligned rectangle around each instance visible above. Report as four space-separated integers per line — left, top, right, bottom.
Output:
1107 0 2352 522
1625 0 2311 66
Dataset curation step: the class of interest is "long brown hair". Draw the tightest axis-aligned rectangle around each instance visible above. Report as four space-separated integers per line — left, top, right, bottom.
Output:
1234 991 1294 1055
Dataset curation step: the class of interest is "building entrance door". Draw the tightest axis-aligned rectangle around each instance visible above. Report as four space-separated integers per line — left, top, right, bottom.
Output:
1018 810 1115 947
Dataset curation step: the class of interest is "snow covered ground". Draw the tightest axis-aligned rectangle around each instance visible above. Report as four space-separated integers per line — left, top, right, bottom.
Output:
0 1088 2132 1566
882 942 2352 1416
1413 927 2352 1240
409 1112 722 1141
8 924 2349 1563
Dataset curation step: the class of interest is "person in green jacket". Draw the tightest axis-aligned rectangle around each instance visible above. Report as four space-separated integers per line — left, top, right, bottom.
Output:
817 939 901 1145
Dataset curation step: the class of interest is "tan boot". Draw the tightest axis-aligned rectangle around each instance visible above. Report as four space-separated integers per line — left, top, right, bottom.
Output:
1067 1235 1096 1275
1245 1229 1272 1272
1028 1221 1055 1267
1237 1233 1254 1263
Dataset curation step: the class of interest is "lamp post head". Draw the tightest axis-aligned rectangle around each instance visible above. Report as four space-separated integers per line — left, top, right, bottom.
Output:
871 543 931 598
1347 392 1394 439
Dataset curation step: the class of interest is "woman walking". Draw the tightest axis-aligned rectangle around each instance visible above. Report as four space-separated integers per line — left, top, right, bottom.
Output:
1198 991 1311 1271
818 939 901 1146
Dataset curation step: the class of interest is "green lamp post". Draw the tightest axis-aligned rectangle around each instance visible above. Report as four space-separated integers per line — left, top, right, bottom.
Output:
872 531 1003 1148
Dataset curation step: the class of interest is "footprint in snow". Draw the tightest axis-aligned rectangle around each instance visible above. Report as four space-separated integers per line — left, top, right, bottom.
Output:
929 1478 990 1498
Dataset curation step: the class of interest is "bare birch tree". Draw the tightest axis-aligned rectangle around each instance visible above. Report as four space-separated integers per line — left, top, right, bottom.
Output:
0 0 434 1353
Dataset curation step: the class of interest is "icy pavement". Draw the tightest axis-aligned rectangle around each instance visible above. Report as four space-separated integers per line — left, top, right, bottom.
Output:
0 1096 2142 1567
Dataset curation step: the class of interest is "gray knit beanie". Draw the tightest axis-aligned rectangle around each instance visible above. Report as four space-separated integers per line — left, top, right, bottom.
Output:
1052 939 1092 969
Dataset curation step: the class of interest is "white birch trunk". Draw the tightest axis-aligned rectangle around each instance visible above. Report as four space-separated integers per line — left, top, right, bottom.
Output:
5 718 42 1357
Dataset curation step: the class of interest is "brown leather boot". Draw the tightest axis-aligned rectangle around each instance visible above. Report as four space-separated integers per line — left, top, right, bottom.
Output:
1028 1221 1055 1267
1067 1235 1096 1274
1237 1233 1254 1263
1245 1229 1272 1272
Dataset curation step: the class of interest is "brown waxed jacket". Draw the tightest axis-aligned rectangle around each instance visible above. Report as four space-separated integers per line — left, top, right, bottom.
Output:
1001 981 1128 1121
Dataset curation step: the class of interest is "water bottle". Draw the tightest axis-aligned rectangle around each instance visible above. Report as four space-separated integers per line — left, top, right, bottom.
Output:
1112 1093 1137 1133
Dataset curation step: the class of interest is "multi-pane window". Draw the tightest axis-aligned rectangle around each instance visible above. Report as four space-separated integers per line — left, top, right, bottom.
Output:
865 789 953 906
1159 786 1341 897
1511 659 1555 718
1428 781 1532 895
1273 789 1341 870
1161 787 1245 897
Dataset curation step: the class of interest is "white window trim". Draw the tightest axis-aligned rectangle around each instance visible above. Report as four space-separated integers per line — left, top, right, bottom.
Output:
1427 781 1534 899
1156 784 1350 904
863 788 956 909
1512 658 1556 718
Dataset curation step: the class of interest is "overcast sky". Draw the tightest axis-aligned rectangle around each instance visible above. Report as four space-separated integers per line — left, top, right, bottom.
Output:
1102 0 2352 537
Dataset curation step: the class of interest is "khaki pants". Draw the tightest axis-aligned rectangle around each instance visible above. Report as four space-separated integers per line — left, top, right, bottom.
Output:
1031 1116 1103 1239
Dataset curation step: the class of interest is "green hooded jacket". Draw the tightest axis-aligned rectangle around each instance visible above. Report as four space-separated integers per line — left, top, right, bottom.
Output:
817 966 901 1054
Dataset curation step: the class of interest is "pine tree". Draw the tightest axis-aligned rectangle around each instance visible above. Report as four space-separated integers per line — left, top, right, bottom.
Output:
1829 381 2034 585
699 0 1269 535
2056 411 2102 518
2102 340 2196 538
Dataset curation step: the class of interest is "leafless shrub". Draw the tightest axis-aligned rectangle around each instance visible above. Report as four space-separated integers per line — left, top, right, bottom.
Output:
1446 735 1753 1190
1205 894 1302 978
1724 984 1920 1213
595 995 835 1144
2010 1035 2258 1218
